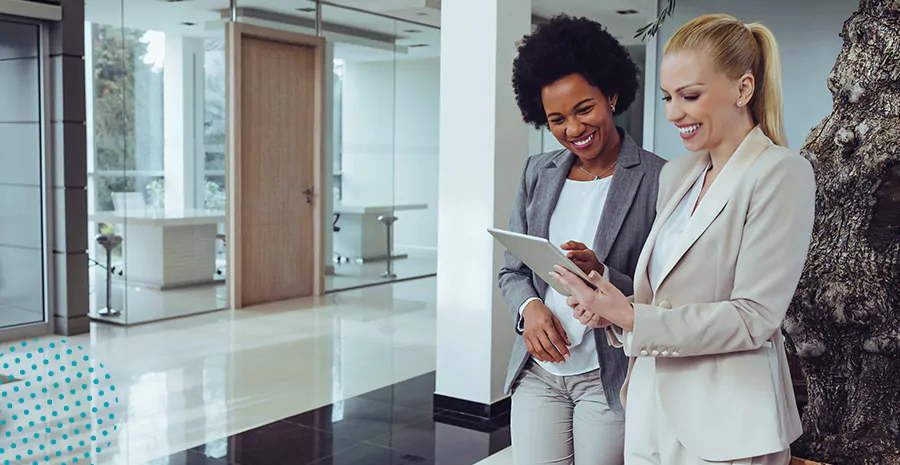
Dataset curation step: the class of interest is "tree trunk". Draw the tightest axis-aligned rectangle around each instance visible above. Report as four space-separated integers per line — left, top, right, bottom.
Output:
786 1 900 464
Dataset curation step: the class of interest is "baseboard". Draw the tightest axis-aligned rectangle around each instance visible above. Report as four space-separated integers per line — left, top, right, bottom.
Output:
434 394 511 420
54 315 90 336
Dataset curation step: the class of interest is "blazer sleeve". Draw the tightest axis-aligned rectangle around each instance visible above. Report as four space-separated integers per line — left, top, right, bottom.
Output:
605 265 634 298
628 155 815 357
498 156 541 333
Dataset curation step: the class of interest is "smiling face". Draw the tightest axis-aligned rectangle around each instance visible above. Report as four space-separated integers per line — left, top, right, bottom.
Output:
660 48 754 153
541 73 618 160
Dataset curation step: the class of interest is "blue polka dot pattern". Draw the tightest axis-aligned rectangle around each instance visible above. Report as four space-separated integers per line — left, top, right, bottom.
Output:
0 339 120 464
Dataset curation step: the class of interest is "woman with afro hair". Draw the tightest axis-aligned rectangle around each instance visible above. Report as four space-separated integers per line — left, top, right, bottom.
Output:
498 14 666 465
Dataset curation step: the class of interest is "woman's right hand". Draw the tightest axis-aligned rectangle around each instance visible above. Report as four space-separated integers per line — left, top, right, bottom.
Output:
522 301 571 363
561 241 605 275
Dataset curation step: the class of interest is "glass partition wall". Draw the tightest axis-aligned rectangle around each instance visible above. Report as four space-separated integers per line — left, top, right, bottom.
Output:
323 5 440 292
82 0 441 323
0 17 52 336
85 0 229 325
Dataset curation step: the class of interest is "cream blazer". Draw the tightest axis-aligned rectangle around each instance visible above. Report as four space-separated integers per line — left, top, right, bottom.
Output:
607 127 814 461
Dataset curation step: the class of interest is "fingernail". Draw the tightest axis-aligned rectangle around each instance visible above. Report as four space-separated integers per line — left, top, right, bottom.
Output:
589 271 598 279
554 265 563 271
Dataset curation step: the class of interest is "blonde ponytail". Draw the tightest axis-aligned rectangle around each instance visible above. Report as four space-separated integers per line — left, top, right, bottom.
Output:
747 23 786 147
665 14 787 146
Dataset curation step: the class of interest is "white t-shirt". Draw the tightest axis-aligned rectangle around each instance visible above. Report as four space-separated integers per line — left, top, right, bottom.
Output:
536 176 612 376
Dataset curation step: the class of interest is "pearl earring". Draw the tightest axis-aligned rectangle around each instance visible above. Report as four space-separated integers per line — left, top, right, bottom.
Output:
738 101 743 107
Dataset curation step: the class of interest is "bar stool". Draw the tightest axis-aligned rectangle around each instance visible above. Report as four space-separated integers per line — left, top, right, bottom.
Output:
377 214 398 279
95 234 123 317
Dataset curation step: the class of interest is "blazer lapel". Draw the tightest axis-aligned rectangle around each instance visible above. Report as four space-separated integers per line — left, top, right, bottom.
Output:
593 131 644 262
654 127 773 289
532 150 574 241
530 149 574 296
631 155 708 303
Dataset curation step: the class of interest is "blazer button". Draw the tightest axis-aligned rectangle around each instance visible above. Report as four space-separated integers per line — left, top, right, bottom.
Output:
640 349 649 356
659 300 672 309
651 350 660 356
661 350 670 356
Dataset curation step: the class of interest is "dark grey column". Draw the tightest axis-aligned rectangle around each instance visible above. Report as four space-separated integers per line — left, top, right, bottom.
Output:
48 0 89 336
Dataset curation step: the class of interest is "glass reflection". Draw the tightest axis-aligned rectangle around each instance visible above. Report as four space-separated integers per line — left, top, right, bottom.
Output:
324 6 441 292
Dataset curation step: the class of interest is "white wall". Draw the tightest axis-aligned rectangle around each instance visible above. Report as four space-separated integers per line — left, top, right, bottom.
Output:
340 57 440 251
651 0 857 159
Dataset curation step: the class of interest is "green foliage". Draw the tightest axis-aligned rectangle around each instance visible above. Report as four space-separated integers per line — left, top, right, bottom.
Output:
635 0 677 42
91 23 146 211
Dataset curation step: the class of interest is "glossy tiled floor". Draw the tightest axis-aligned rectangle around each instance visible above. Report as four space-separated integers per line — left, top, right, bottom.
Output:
326 249 437 292
1 277 513 465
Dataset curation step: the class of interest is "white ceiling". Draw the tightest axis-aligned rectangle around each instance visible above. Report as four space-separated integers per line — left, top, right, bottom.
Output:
84 0 656 63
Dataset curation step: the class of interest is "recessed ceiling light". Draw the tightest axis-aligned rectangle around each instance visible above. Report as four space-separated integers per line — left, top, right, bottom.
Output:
616 9 639 15
409 44 429 48
296 7 315 12
180 21 196 26
403 29 421 34
416 12 427 16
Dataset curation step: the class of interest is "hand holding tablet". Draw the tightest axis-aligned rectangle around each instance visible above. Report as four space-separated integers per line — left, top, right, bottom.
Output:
489 228 596 296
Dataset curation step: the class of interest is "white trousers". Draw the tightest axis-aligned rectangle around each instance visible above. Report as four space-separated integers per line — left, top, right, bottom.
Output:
511 361 625 465
624 357 791 465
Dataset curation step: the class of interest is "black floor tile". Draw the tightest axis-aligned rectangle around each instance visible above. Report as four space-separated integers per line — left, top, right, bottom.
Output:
156 372 505 465
147 449 233 465
283 395 436 442
366 415 511 465
189 420 363 465
365 417 439 460
358 373 435 412
309 443 434 465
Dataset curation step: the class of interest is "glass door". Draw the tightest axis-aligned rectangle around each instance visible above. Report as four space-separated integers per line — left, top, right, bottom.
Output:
0 17 50 333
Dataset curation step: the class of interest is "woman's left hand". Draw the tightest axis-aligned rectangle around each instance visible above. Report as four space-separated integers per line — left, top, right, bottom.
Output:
549 266 635 332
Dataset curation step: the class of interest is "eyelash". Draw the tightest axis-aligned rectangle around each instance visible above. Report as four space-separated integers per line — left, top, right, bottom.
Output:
662 95 699 102
550 106 594 125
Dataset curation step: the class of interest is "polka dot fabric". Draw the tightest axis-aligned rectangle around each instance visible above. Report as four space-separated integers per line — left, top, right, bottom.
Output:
0 339 120 465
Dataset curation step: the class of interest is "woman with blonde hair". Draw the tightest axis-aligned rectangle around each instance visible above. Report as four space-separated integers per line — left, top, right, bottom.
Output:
549 14 814 465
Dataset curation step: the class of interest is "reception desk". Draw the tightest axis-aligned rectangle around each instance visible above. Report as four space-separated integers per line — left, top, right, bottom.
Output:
89 209 225 289
333 203 427 262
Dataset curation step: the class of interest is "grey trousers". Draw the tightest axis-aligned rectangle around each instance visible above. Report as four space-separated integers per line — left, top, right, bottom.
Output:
511 360 625 465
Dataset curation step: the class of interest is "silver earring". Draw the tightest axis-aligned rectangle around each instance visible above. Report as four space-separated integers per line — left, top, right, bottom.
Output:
610 104 616 113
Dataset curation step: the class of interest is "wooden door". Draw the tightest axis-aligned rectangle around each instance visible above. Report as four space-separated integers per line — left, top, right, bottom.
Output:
227 24 326 308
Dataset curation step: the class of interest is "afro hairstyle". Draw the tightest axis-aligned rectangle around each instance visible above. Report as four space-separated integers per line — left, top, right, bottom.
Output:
512 14 640 129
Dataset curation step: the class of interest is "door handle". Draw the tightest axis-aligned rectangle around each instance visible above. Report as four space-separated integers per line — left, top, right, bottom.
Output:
303 187 315 204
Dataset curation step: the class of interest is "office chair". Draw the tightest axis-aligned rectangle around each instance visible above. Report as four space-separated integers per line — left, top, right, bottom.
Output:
333 213 350 264
216 234 227 276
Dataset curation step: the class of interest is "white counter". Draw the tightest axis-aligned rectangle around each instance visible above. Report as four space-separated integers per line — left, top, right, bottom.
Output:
333 204 428 215
332 203 428 262
89 209 226 289
89 208 225 227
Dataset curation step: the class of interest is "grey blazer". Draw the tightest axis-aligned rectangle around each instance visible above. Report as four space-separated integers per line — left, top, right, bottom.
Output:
498 129 665 416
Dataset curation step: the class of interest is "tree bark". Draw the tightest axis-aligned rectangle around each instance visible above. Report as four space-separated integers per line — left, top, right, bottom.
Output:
786 1 900 464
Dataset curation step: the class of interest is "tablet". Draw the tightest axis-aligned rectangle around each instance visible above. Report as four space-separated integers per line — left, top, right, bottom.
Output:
488 228 595 296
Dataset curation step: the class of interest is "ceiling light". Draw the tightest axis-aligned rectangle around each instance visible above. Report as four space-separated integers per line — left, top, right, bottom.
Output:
296 7 315 12
416 12 427 16
403 29 421 34
181 22 196 26
616 9 639 15
409 44 429 48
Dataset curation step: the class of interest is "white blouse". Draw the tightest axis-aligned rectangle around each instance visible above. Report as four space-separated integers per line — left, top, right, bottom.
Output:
530 176 613 376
